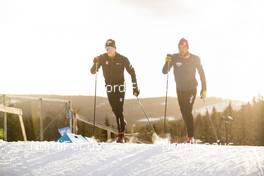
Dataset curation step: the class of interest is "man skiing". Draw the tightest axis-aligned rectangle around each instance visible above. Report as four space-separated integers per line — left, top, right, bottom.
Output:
162 38 207 143
90 39 140 143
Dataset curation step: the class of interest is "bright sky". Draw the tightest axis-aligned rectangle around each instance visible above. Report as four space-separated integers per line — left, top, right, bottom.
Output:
0 0 264 101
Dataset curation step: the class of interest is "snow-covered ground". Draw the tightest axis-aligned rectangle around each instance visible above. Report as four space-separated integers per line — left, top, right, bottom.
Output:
0 140 264 176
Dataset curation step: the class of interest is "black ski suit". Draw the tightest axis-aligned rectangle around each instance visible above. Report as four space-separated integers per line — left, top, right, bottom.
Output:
90 53 138 133
162 53 206 137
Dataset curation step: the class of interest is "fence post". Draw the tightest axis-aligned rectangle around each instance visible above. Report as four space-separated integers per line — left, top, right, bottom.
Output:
107 130 111 141
19 115 27 141
73 112 78 134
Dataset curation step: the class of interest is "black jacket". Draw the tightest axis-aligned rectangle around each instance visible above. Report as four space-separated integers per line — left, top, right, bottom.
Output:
90 53 137 85
162 53 206 91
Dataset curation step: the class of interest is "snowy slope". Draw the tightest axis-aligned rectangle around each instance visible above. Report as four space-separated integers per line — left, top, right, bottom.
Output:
0 141 264 176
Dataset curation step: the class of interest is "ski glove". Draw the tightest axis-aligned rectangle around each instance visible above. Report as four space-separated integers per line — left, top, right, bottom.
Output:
165 54 173 63
133 86 140 97
200 89 207 99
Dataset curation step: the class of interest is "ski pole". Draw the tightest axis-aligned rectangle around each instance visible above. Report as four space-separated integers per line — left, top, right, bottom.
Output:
164 59 170 134
93 63 98 137
203 98 220 144
136 97 156 134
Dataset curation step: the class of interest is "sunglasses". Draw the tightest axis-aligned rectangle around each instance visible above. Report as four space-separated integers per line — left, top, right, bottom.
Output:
106 46 115 51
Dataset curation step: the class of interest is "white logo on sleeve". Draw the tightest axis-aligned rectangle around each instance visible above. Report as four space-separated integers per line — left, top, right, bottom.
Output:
176 62 183 67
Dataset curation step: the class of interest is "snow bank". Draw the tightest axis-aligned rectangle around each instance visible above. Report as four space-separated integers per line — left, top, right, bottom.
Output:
0 141 263 176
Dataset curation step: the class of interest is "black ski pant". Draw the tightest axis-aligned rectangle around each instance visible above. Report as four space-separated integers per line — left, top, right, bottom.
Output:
177 88 197 137
106 84 126 133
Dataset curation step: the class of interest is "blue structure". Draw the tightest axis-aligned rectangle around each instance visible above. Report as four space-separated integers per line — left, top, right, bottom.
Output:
57 133 88 143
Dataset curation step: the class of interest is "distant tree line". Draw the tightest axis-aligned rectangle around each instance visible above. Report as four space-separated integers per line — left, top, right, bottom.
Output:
1 97 263 146
136 97 264 146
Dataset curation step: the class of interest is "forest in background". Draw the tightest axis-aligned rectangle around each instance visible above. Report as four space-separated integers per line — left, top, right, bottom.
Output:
0 96 263 146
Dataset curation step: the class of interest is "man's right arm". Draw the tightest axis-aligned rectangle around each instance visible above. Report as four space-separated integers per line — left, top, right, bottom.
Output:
90 56 102 74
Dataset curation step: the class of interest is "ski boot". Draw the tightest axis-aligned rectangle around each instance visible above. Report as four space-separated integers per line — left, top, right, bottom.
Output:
116 132 125 143
186 136 195 144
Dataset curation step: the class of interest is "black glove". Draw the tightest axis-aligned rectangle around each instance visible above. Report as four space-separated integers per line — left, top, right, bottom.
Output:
133 86 140 97
91 57 100 74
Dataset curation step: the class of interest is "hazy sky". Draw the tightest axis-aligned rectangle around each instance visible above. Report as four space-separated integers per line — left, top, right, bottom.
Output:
0 0 264 101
